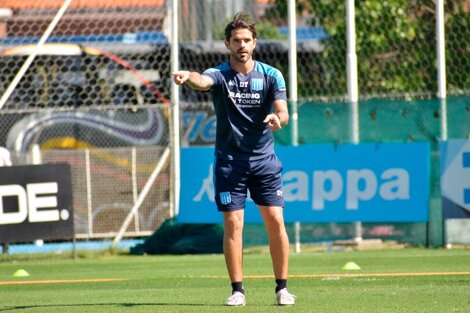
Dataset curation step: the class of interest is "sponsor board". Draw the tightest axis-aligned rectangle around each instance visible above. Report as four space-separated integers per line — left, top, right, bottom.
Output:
441 140 470 218
0 164 74 243
179 143 430 223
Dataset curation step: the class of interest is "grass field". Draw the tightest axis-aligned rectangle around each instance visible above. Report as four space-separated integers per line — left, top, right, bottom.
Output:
1 247 470 312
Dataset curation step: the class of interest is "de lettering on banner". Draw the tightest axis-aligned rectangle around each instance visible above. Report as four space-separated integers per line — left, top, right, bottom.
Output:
179 142 430 224
0 163 74 244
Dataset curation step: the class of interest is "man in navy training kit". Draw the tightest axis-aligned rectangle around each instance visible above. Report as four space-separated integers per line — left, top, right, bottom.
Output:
172 12 296 306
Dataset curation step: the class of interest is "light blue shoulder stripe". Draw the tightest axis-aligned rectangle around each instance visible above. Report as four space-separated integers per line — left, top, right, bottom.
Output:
205 61 230 73
254 61 285 89
204 68 219 73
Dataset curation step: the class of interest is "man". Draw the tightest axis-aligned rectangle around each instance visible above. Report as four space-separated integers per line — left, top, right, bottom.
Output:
172 12 296 306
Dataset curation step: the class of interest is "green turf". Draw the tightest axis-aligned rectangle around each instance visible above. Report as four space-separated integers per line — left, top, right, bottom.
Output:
1 248 470 312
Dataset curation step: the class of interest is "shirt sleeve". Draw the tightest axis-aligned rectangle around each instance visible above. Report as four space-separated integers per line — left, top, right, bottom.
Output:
271 69 287 101
202 68 222 87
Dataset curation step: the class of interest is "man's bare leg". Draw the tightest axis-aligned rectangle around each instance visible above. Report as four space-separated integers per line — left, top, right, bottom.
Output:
223 210 244 283
258 205 289 280
259 205 296 305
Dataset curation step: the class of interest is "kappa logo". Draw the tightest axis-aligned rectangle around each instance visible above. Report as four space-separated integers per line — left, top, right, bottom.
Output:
194 166 410 210
228 80 236 87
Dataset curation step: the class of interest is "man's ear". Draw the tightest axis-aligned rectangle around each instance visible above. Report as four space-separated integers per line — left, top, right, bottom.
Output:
224 40 229 48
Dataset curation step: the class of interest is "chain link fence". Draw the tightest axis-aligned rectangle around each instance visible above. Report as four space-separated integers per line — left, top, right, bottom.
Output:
0 0 171 240
43 146 170 238
0 0 469 245
176 0 470 247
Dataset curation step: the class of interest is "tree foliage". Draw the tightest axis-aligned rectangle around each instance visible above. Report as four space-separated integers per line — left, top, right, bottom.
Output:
267 0 470 98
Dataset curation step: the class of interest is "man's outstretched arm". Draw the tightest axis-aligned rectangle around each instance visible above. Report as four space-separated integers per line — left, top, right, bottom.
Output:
171 70 213 91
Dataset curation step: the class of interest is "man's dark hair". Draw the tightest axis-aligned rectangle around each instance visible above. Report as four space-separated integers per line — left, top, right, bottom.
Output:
224 11 257 41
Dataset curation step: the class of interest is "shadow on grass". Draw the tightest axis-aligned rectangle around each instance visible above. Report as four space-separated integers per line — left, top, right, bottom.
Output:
0 302 220 311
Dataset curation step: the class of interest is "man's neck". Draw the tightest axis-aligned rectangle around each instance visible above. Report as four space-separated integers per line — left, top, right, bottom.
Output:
229 58 255 74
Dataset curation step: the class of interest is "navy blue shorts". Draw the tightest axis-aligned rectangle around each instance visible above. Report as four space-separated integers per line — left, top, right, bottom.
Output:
214 154 285 211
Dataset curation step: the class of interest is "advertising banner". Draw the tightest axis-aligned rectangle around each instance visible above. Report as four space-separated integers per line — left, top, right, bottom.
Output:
179 143 430 223
441 139 470 218
0 164 74 243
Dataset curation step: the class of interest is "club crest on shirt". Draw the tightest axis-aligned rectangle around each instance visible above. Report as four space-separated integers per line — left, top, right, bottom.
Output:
220 192 232 205
251 78 263 91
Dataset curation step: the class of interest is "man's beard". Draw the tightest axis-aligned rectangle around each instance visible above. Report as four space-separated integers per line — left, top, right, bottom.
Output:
231 50 251 63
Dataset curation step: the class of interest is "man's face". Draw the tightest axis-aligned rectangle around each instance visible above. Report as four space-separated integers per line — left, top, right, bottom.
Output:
225 28 257 64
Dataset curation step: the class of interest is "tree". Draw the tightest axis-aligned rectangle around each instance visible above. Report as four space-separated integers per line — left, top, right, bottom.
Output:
266 0 470 99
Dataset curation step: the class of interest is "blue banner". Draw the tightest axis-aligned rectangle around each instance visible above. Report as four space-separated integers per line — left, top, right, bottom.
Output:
179 143 430 223
441 140 470 218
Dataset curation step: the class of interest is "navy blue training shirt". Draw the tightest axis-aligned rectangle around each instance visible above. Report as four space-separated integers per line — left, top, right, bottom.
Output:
202 60 287 161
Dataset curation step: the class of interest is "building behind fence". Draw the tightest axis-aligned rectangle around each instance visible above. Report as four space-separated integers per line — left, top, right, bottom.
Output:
0 0 469 246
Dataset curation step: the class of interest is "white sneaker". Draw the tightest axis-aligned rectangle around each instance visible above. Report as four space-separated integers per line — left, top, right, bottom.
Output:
276 288 296 306
224 291 246 306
